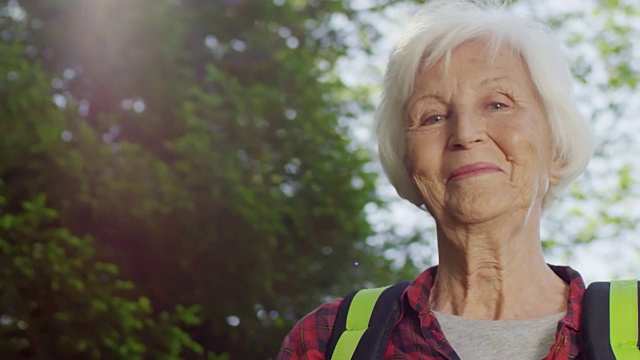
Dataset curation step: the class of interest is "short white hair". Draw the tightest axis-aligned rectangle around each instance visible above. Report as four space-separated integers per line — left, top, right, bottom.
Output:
376 0 594 210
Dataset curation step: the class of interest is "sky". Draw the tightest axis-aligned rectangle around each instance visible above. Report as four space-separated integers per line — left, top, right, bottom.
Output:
337 0 640 284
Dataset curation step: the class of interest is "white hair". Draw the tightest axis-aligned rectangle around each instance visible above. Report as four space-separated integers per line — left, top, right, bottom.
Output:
376 0 594 211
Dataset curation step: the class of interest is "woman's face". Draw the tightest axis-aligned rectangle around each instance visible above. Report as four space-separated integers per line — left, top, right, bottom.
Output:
405 39 558 224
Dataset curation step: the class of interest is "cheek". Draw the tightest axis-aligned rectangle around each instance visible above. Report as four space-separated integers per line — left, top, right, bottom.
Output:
405 126 450 164
508 135 540 166
496 121 551 192
405 132 442 178
492 118 545 164
405 132 448 208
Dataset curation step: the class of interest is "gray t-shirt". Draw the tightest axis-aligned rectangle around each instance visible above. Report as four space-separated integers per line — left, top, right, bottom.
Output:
433 310 565 359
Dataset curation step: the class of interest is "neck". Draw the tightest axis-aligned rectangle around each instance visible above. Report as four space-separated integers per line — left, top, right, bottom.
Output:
430 206 568 320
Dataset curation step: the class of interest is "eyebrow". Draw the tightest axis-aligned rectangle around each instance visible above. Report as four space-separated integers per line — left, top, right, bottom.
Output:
404 94 446 119
478 75 516 88
417 93 447 103
407 75 518 109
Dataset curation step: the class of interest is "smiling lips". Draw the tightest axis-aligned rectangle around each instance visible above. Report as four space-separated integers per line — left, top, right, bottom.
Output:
447 162 503 182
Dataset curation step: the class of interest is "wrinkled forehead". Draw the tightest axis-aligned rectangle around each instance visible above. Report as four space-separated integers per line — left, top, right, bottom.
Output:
416 36 522 79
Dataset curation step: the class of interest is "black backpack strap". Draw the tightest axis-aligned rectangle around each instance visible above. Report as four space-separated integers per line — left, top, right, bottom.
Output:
581 280 640 360
582 282 615 360
326 288 359 357
325 281 410 359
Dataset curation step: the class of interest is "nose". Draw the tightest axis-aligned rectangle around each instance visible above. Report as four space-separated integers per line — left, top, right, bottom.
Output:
447 109 486 150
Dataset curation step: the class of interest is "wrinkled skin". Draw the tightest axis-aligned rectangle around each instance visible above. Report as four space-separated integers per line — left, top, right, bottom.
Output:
405 39 567 320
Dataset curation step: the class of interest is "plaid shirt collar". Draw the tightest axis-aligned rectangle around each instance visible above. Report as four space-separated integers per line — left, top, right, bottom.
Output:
401 265 586 359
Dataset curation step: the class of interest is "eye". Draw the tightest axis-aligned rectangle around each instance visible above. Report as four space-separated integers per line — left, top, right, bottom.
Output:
421 114 447 126
487 102 508 110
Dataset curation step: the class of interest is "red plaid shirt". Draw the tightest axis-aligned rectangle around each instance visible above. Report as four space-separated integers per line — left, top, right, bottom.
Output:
277 265 585 359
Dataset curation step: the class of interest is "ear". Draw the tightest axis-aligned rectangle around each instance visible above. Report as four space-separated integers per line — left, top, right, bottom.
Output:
548 153 564 186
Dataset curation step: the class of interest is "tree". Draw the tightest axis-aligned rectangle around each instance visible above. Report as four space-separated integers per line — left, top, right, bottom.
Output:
0 192 205 359
0 15 217 358
6 0 411 357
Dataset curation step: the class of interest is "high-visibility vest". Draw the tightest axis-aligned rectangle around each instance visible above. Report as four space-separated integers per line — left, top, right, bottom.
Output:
326 280 640 360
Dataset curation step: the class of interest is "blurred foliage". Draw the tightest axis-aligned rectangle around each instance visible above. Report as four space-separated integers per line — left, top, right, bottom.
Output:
539 0 640 264
0 0 417 358
0 191 205 359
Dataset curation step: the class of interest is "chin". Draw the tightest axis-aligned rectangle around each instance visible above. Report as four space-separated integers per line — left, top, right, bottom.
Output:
443 196 527 225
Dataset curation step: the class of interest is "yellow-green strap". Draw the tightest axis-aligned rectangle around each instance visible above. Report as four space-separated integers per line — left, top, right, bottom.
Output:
332 286 390 359
610 280 640 359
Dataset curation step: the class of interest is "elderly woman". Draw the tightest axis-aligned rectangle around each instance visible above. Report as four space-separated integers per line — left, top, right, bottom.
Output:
278 0 594 359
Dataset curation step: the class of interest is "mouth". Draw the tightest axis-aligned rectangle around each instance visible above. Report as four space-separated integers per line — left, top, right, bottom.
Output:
447 162 503 182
